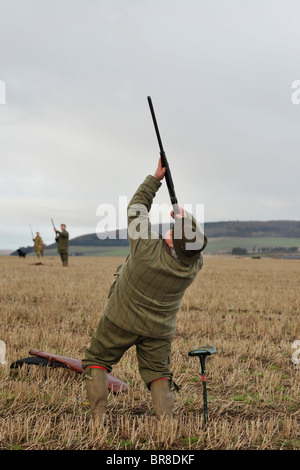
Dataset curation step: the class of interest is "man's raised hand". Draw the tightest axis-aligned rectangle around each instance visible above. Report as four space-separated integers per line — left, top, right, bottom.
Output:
153 157 166 181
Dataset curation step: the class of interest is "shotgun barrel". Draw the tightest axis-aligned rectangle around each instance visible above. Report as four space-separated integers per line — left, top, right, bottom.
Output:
147 96 179 214
51 219 57 241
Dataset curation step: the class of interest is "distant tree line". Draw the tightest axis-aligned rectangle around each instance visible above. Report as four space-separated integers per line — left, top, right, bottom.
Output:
231 246 299 255
258 246 299 253
206 220 300 238
231 247 248 255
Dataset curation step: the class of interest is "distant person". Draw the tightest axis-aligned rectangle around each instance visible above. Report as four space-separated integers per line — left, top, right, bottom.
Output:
54 224 69 267
40 242 46 257
33 232 43 259
82 158 207 423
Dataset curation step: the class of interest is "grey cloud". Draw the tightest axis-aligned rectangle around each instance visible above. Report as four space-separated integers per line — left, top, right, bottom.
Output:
1 0 300 249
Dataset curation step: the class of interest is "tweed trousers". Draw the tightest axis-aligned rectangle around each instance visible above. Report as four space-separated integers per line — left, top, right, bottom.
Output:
82 315 174 389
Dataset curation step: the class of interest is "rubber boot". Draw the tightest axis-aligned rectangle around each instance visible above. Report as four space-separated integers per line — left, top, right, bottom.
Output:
150 379 175 418
85 368 108 424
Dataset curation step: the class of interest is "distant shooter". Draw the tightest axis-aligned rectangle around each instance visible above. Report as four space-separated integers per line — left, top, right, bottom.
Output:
33 232 44 259
54 224 69 267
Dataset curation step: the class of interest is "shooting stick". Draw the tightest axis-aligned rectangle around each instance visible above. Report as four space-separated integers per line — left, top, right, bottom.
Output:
188 346 216 426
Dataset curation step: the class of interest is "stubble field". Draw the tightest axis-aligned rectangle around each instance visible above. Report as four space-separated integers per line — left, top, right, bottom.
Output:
0 254 299 450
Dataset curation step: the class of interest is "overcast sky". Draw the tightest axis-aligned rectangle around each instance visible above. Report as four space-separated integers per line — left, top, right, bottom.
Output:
1 0 300 249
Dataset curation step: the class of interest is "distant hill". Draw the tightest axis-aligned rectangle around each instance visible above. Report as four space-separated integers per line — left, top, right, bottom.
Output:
56 228 130 249
10 220 300 256
46 226 164 250
46 220 300 250
203 220 300 238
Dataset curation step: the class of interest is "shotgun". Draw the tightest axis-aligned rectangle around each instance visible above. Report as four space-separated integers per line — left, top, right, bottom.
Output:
29 224 34 240
147 96 179 215
51 219 57 241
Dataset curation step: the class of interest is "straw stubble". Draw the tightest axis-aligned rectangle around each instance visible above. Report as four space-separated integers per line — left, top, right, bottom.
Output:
0 255 299 449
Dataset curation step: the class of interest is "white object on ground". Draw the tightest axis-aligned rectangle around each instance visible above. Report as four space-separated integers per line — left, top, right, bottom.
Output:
0 340 6 364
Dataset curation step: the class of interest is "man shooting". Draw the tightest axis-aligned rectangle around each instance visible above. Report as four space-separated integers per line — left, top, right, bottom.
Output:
33 232 43 259
82 158 207 422
54 224 69 267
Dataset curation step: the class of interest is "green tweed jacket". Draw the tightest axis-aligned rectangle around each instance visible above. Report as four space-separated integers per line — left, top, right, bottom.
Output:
104 175 204 338
55 230 69 254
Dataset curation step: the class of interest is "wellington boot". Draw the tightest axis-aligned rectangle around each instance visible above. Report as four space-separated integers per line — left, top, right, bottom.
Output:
85 368 108 424
150 379 175 418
